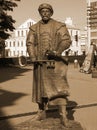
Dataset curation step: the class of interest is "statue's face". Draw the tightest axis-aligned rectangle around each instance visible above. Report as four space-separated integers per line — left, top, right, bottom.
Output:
40 8 52 22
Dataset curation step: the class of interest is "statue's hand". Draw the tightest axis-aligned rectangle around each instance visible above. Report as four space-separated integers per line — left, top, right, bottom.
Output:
45 50 68 65
45 50 61 59
45 50 55 57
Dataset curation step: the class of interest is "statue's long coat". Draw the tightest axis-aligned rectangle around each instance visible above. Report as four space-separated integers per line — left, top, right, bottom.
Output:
26 18 71 105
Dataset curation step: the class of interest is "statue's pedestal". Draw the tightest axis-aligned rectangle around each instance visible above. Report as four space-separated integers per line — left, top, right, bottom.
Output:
14 110 84 130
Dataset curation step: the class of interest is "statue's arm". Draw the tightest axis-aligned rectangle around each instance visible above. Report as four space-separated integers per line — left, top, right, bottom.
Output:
56 24 72 55
26 29 36 61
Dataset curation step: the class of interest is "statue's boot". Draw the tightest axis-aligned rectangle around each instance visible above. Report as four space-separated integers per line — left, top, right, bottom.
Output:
59 105 71 128
31 110 46 121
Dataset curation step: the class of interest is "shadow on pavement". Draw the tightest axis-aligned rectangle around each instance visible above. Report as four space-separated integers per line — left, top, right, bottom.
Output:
0 66 32 83
0 110 13 130
0 66 32 129
0 88 28 130
0 88 27 108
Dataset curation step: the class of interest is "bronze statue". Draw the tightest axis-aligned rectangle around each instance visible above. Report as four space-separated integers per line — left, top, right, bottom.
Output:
26 3 72 127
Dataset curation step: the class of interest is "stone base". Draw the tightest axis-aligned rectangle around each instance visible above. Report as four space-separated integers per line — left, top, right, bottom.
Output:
14 116 84 130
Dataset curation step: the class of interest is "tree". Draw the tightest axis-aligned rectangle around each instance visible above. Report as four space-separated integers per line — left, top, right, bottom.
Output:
0 0 20 54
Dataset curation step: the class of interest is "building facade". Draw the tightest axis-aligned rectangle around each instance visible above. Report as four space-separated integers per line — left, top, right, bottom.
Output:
5 19 36 57
87 0 97 47
63 17 87 56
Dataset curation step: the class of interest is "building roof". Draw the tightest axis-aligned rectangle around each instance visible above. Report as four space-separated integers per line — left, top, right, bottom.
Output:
18 18 36 29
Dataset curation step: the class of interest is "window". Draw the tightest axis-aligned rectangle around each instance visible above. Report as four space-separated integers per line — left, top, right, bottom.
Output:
21 30 23 36
13 51 15 56
75 31 78 42
21 51 23 55
21 41 23 47
75 35 78 42
26 30 28 35
71 30 72 36
10 41 11 47
30 22 32 27
17 41 19 47
17 51 19 55
18 31 20 36
13 41 15 47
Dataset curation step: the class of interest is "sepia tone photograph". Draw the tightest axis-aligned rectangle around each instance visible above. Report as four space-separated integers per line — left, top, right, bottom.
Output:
0 0 97 130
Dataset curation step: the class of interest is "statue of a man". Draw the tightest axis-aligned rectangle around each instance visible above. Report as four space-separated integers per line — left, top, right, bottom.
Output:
26 3 72 127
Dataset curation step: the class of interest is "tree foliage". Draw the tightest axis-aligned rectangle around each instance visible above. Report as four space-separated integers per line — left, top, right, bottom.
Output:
0 0 20 39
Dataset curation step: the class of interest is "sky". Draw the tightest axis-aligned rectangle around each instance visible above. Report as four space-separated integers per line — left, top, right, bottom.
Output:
9 0 87 30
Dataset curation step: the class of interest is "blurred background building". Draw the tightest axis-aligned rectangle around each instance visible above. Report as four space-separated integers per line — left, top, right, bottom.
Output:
87 0 97 48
